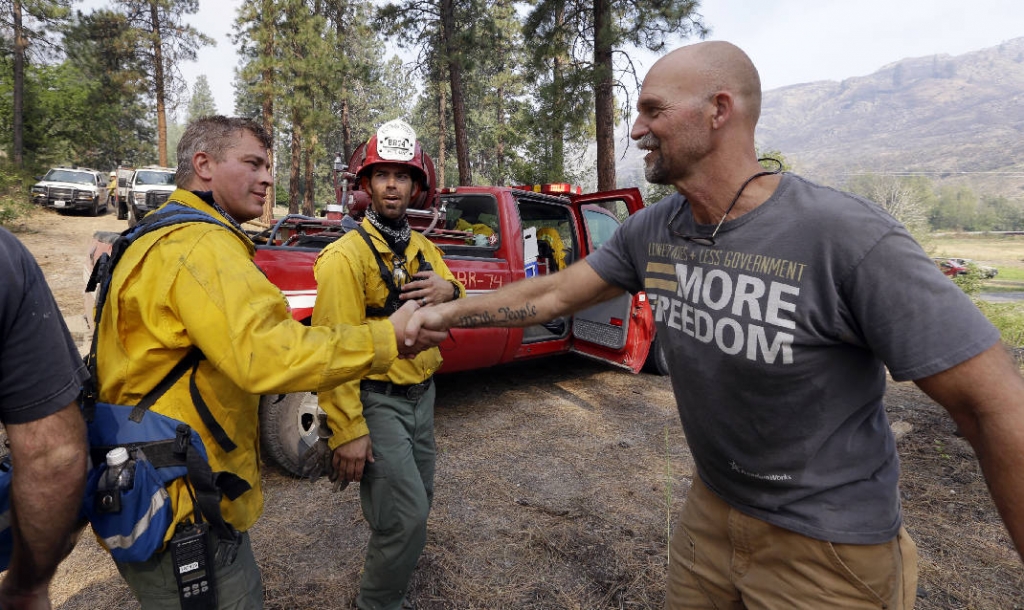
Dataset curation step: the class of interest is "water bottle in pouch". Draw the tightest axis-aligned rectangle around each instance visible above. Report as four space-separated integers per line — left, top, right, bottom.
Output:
96 447 134 513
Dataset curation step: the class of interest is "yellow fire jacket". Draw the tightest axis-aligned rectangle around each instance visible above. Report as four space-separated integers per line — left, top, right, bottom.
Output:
95 189 397 540
313 221 464 449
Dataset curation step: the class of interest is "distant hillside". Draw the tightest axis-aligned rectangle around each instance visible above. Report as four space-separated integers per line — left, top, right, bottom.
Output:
756 37 1024 199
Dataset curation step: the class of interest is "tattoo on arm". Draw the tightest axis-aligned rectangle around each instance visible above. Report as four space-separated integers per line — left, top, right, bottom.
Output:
456 302 539 328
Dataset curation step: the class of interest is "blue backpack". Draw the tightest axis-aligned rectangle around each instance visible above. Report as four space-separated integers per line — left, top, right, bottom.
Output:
0 454 12 569
0 204 252 572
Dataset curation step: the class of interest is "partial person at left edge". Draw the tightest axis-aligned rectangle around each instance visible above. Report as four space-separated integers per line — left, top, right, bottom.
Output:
0 227 90 610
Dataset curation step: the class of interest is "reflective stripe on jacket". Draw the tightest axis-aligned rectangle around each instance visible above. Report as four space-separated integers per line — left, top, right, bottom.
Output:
95 189 397 540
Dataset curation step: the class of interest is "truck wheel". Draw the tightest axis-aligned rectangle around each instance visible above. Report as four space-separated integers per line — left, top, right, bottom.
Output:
117 201 127 220
127 205 138 227
88 196 101 217
643 334 671 376
259 392 323 477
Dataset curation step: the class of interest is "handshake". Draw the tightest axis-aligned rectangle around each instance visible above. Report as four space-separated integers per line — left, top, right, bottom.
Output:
387 299 452 358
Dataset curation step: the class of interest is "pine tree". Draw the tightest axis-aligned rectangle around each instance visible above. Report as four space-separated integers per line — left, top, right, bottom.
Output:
376 0 492 185
234 0 282 221
61 8 154 169
113 0 213 166
186 74 217 121
525 0 706 190
1 0 72 167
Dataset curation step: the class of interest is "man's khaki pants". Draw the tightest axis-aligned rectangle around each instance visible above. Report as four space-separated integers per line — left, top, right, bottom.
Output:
667 477 918 609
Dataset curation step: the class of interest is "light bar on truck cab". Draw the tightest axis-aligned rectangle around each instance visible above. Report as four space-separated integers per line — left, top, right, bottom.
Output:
511 183 583 196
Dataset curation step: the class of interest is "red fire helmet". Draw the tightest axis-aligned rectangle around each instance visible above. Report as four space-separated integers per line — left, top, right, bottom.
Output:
348 119 437 210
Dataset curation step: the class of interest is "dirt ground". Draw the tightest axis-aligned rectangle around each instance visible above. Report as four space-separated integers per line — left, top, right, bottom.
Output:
7 207 1024 609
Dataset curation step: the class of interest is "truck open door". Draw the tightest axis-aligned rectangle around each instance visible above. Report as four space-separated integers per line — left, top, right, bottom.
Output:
567 189 655 374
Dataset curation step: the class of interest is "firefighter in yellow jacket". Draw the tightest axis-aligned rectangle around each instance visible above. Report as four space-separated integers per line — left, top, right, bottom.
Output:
314 120 464 610
95 116 445 609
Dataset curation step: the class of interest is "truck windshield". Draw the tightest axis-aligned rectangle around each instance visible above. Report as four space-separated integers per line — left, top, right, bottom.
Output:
135 171 176 186
441 194 500 247
44 170 95 185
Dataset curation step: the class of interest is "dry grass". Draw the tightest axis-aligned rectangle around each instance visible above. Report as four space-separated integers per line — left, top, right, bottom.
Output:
53 358 690 610
885 383 1024 609
928 233 1024 287
927 233 1024 265
50 364 1024 610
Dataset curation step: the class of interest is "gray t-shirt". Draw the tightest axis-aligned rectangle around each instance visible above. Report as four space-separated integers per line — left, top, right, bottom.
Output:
586 173 1000 544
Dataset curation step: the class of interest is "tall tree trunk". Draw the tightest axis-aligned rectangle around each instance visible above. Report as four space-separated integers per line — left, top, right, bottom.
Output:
551 53 565 183
496 83 505 183
289 113 302 214
449 63 471 185
593 0 615 191
341 96 353 160
150 1 169 167
437 81 447 188
260 92 275 224
441 0 471 185
12 0 25 168
259 0 276 224
334 12 352 161
302 133 316 216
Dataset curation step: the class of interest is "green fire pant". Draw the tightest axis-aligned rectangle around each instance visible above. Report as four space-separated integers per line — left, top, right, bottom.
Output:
115 530 262 609
355 381 436 610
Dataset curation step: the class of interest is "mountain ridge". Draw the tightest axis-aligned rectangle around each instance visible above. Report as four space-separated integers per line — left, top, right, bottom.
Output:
755 37 1024 199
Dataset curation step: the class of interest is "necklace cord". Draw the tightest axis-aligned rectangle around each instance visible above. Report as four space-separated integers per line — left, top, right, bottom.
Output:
716 169 780 228
671 159 783 246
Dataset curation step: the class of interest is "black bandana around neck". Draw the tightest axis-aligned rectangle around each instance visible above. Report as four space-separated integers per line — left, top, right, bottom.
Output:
365 209 412 254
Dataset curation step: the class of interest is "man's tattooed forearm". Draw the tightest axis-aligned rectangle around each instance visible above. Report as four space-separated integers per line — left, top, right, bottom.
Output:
497 304 537 323
457 311 496 328
456 302 539 328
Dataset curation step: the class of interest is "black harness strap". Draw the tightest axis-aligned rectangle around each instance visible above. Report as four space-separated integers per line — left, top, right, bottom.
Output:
188 355 237 453
128 348 202 423
125 347 236 454
353 225 428 318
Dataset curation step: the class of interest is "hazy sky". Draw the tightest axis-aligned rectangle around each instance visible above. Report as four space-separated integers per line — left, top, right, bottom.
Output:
90 0 1024 115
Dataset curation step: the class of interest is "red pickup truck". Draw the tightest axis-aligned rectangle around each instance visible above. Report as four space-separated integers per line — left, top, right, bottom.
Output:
252 182 664 474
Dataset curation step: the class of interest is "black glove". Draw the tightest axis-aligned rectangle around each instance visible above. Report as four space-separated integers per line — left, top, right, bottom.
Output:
300 413 333 481
299 413 350 491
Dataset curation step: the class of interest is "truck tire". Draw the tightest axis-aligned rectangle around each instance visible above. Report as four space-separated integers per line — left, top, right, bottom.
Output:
259 392 323 477
117 200 128 220
643 333 671 376
88 196 101 217
127 205 138 228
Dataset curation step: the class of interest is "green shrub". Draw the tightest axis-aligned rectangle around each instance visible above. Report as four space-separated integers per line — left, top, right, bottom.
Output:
0 165 35 227
975 300 1024 349
952 263 986 295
